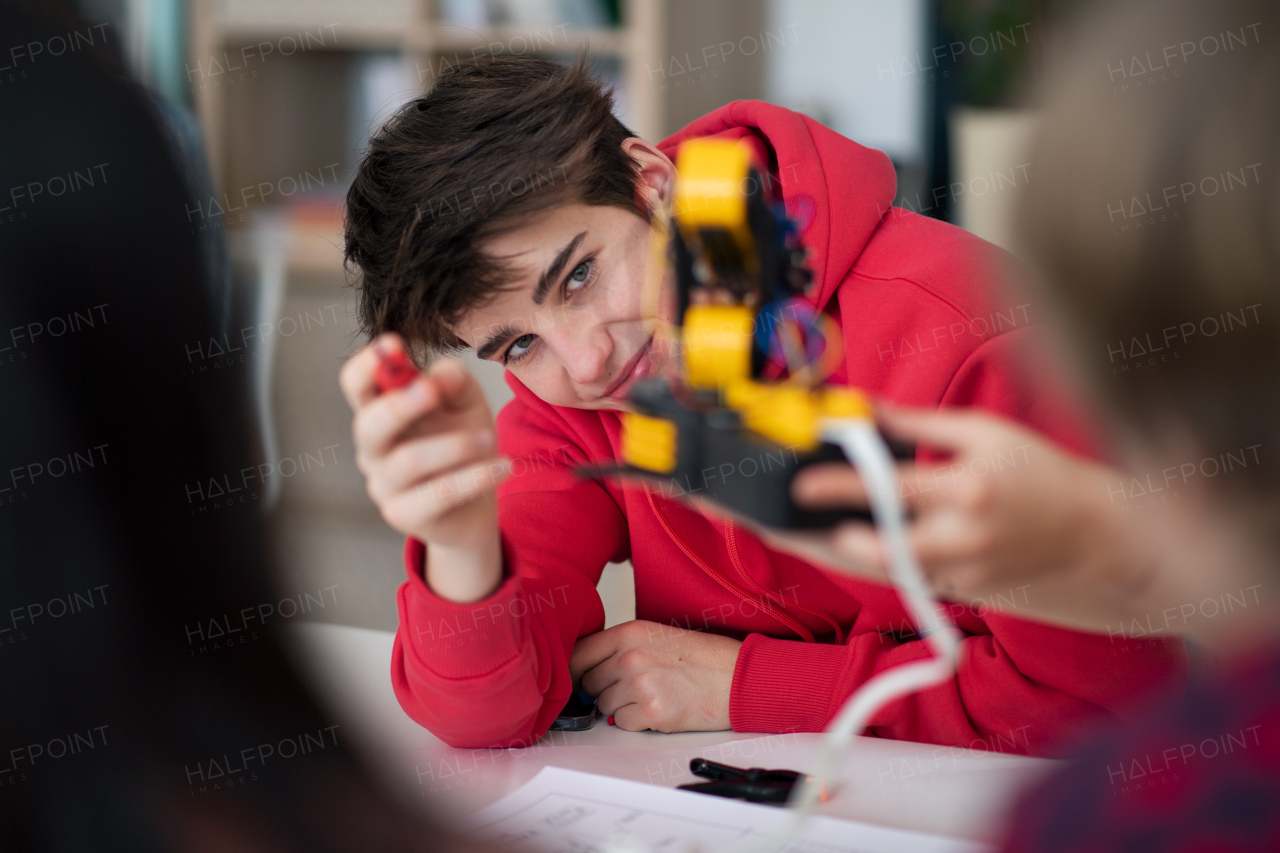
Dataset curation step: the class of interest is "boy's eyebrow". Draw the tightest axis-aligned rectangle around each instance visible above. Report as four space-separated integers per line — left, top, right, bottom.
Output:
533 231 587 305
475 231 588 361
476 326 516 361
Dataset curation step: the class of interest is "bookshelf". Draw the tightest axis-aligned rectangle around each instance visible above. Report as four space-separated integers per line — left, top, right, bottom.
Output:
188 0 664 275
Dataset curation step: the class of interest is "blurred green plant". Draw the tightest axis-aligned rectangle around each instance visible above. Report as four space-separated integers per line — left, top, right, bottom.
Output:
941 0 1075 105
603 0 623 27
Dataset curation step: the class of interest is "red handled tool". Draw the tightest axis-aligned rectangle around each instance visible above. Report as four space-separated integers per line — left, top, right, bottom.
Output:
374 347 419 394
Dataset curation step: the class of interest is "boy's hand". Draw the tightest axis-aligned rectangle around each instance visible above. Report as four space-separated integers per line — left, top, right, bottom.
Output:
775 405 1152 632
570 621 741 733
339 333 508 602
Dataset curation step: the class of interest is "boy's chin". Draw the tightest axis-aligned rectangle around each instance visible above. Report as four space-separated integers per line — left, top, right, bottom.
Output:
580 397 635 413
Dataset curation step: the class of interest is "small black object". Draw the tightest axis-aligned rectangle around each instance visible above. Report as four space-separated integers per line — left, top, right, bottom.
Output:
677 758 806 805
688 758 802 784
583 380 915 530
549 691 597 731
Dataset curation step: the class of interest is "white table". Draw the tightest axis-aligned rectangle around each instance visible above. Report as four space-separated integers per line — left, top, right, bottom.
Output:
288 621 1057 846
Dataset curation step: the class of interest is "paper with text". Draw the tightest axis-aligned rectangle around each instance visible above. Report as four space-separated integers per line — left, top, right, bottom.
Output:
461 766 991 853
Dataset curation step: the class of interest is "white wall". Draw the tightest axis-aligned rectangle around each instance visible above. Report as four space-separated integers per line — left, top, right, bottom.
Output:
765 0 928 164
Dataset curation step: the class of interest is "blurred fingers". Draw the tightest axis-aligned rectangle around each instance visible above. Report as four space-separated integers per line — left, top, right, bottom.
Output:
338 339 386 410
909 506 993 565
877 404 1024 455
429 358 485 411
352 376 444 462
370 429 496 498
376 458 510 533
791 462 868 507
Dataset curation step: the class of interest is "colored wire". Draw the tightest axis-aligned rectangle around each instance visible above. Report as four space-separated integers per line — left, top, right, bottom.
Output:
758 299 843 386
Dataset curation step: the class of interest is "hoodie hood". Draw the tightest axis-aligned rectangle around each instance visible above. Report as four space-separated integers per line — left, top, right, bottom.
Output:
658 100 897 314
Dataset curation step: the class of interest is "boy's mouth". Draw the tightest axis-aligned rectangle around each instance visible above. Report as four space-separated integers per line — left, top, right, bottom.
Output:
602 336 655 405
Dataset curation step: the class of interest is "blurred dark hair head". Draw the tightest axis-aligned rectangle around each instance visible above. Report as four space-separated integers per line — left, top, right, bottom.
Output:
344 54 646 353
1018 0 1279 537
0 2 471 849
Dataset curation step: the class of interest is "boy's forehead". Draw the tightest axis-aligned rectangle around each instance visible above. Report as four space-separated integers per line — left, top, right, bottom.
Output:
453 281 535 348
451 204 596 347
485 202 595 257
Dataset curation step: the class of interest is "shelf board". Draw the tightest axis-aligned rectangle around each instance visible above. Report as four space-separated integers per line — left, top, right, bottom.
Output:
412 25 625 55
206 22 626 56
216 22 408 49
285 218 346 275
227 213 346 277
208 0 418 47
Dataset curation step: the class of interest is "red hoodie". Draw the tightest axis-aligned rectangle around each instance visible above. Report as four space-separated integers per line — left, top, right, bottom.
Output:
389 101 1188 752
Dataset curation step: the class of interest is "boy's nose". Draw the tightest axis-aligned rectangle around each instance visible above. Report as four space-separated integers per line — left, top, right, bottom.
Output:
553 323 612 388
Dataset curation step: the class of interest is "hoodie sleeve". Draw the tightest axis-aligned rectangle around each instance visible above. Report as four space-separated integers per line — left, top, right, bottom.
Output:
730 605 1187 755
389 398 629 748
728 327 1190 754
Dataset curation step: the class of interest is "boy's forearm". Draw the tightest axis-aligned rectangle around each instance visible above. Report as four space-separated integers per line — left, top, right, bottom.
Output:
393 534 608 748
425 529 504 603
730 618 1185 750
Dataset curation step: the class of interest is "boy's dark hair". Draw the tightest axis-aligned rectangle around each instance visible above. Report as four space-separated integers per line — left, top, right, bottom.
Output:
345 55 646 352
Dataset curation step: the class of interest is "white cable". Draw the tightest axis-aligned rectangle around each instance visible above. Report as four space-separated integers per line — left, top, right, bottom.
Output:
726 418 961 853
603 419 959 853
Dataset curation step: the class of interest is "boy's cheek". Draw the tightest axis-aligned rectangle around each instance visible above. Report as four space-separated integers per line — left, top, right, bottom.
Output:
515 369 573 409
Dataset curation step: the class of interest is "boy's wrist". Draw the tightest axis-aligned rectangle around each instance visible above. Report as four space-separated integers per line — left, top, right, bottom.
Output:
424 526 504 604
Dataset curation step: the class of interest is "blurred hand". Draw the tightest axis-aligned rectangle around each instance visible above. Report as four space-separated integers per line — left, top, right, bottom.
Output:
570 620 741 732
766 405 1155 631
339 333 507 602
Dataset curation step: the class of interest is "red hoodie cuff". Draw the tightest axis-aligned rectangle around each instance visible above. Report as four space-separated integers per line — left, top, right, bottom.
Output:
398 536 523 680
729 633 851 733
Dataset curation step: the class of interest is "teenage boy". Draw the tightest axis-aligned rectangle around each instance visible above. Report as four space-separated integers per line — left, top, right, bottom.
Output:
339 56 1184 750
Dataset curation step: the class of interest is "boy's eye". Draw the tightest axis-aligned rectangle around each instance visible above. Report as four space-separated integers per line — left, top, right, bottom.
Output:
502 258 594 365
506 333 536 362
567 260 592 291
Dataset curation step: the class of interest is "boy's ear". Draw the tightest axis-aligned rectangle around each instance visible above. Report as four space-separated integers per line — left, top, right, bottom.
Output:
621 137 676 214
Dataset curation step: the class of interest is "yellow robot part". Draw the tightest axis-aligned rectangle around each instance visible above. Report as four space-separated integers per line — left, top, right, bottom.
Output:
683 304 754 389
622 412 678 474
819 386 874 420
673 138 756 266
725 381 874 451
